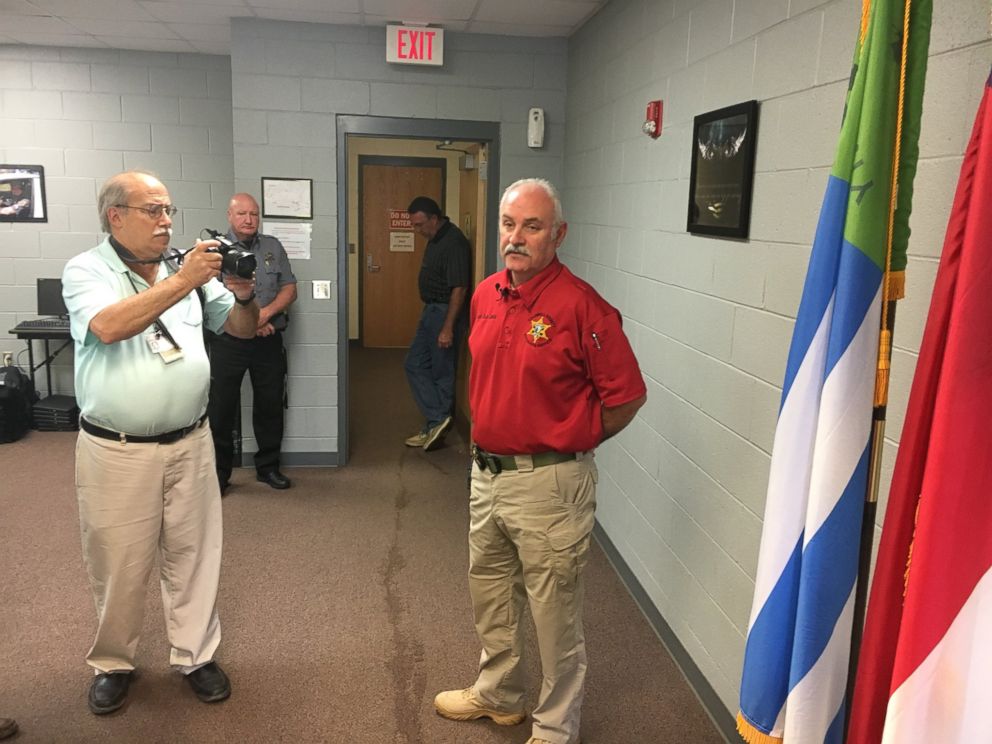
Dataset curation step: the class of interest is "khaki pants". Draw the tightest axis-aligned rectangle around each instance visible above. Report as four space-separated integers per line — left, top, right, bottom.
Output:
75 423 223 673
468 453 597 744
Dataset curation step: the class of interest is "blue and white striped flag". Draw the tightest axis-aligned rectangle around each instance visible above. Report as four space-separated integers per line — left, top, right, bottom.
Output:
736 0 930 741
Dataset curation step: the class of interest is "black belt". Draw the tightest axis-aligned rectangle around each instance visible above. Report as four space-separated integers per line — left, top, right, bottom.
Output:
472 445 578 475
81 413 208 444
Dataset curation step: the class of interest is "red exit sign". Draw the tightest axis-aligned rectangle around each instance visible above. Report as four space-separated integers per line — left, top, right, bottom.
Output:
386 24 444 67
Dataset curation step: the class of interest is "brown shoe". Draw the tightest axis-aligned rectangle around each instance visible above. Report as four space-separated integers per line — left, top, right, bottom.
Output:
0 718 17 740
434 687 525 725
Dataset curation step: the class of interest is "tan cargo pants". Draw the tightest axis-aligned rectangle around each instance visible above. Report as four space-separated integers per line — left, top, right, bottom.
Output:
468 452 597 744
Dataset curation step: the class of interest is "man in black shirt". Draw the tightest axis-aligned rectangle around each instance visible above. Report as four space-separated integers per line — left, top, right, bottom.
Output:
404 196 471 451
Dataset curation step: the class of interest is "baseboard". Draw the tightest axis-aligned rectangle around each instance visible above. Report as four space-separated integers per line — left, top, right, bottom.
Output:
239 451 340 467
593 522 737 744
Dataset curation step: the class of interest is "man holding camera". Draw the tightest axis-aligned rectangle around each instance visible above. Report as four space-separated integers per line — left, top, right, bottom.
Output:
62 170 259 714
208 193 297 491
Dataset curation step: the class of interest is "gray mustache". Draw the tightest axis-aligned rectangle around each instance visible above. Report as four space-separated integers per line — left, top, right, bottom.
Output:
503 245 530 257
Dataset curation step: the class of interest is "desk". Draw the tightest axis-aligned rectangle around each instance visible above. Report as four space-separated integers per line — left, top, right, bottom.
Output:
9 322 72 398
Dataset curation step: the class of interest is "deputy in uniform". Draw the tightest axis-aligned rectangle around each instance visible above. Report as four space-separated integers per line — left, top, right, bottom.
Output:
208 193 297 491
434 179 647 744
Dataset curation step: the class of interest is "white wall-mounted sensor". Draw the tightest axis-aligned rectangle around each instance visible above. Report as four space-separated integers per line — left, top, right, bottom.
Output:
527 107 545 149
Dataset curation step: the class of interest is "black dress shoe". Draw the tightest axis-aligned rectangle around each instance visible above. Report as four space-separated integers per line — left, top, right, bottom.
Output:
0 717 18 740
185 662 231 703
256 470 291 489
88 671 131 715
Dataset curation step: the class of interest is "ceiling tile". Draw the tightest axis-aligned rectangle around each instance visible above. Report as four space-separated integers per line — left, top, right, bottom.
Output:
1 0 50 15
65 18 181 37
475 0 597 27
245 0 359 12
1 0 610 53
250 7 364 24
24 0 155 20
140 2 252 23
363 0 477 22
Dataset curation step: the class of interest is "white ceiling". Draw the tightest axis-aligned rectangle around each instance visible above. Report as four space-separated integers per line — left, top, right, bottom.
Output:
0 0 608 55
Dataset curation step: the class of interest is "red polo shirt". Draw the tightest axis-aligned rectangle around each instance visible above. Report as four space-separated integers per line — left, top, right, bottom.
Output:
469 257 646 455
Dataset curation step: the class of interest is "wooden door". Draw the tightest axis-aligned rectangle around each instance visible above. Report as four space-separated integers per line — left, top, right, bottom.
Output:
360 158 444 347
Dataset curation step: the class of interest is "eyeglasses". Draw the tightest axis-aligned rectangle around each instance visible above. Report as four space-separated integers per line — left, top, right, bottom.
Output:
114 203 178 219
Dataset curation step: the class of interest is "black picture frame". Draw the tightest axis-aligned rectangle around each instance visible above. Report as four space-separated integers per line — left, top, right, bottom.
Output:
261 176 313 220
0 164 48 223
687 100 759 239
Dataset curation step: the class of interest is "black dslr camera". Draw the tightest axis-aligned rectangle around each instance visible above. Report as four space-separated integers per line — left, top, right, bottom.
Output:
204 229 257 278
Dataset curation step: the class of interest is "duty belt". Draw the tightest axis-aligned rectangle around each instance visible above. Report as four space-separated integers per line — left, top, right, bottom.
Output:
80 413 208 445
472 445 578 475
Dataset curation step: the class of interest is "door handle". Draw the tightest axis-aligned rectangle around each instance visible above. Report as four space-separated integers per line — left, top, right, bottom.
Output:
366 253 381 273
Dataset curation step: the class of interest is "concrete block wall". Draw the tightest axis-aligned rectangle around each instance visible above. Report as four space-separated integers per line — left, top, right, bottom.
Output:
0 46 233 395
564 0 991 716
229 19 568 458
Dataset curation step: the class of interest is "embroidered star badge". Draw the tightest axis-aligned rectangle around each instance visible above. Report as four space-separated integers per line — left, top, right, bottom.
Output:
526 314 554 346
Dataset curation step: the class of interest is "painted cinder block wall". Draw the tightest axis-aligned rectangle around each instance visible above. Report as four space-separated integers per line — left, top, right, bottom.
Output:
563 0 991 715
0 48 233 395
227 18 569 458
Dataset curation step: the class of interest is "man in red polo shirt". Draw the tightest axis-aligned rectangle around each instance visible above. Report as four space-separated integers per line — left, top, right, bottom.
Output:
434 179 646 744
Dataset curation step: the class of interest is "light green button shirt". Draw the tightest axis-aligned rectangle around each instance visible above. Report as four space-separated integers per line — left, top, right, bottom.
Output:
62 238 235 435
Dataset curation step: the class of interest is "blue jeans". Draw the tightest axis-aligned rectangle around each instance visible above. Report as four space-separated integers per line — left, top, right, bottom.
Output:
404 303 464 428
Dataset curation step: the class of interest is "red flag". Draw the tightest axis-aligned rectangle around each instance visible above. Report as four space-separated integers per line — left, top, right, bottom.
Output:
847 67 992 743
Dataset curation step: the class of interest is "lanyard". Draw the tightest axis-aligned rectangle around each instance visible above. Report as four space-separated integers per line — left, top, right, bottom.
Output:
125 272 182 352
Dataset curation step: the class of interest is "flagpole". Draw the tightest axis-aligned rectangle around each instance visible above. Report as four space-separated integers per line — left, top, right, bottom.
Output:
844 0 916 732
844 298 897 738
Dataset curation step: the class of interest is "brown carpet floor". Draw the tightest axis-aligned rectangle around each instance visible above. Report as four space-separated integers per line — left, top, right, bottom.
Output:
0 348 724 743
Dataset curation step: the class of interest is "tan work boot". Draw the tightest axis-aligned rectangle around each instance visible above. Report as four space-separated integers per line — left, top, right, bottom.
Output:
404 430 428 447
434 687 526 725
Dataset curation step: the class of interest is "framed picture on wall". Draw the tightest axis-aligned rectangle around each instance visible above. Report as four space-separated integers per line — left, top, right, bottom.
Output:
0 164 47 223
261 177 313 219
686 100 759 239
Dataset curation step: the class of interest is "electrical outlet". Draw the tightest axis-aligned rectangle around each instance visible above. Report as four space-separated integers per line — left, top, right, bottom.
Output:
312 280 331 300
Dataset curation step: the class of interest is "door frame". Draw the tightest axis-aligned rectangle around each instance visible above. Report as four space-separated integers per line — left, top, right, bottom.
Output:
356 154 447 346
336 115 502 465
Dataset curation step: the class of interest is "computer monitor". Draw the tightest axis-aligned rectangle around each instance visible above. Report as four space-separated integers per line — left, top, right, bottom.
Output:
37 277 68 317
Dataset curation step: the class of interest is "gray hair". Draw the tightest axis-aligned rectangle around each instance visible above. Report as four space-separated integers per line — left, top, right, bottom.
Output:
500 178 564 231
96 170 159 233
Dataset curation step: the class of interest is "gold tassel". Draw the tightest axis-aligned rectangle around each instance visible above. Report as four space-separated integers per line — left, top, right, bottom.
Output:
736 712 784 744
874 328 892 406
886 270 906 300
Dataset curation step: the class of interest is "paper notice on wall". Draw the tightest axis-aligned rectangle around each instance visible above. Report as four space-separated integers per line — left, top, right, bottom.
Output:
389 231 415 252
263 221 311 260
